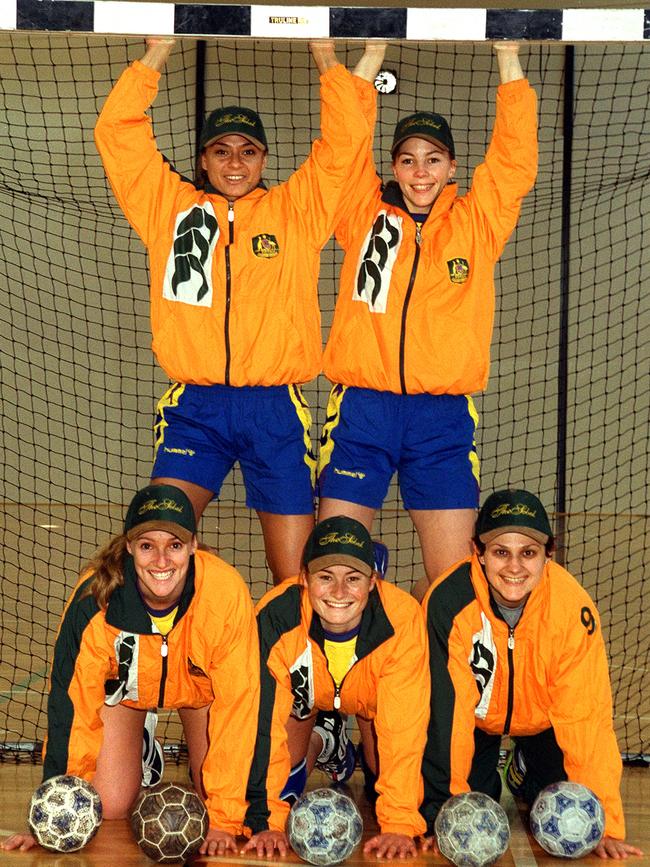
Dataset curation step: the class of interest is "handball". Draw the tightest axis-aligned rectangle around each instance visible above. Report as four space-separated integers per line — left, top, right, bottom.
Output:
130 781 208 863
28 774 102 852
287 787 363 865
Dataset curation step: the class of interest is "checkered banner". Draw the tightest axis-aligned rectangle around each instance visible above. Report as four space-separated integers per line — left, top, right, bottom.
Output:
1 0 649 40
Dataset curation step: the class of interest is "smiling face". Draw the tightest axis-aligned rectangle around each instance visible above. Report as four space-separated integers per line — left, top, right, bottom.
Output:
200 134 267 201
478 532 548 609
127 529 197 610
303 564 376 634
392 137 457 214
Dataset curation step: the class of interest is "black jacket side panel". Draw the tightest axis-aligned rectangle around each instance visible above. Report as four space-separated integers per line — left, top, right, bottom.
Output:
43 578 100 781
245 584 302 834
420 563 476 833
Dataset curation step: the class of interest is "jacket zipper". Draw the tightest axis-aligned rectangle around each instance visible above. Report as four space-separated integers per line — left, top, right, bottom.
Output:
503 627 515 735
224 203 234 385
398 222 422 394
330 658 354 709
157 634 169 708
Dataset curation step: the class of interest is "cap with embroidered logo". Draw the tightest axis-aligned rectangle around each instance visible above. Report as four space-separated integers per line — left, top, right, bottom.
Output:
391 111 455 159
199 105 267 151
303 516 375 578
124 484 196 544
476 489 553 545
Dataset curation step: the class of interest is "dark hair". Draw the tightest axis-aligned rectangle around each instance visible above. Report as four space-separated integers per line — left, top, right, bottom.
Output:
194 152 208 190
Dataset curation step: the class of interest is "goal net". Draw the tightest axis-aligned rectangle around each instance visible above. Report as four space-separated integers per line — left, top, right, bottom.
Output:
0 35 647 762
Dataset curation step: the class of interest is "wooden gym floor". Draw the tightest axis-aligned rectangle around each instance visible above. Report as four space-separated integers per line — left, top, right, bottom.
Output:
0 764 647 866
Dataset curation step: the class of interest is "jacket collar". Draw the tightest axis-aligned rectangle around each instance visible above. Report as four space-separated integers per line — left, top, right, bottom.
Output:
381 179 458 223
307 581 395 660
470 552 550 625
204 180 268 198
105 555 197 633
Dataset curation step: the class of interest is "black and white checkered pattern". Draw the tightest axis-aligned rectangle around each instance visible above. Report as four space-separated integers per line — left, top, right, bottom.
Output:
1 0 648 40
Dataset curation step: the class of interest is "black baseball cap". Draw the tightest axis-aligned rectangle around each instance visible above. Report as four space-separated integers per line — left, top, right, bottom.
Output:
476 489 553 546
124 484 196 544
199 106 267 151
303 516 375 578
391 111 455 159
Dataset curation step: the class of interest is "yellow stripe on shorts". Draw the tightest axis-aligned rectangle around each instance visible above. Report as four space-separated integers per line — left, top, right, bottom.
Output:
288 385 317 487
317 384 347 477
466 395 481 486
153 382 186 460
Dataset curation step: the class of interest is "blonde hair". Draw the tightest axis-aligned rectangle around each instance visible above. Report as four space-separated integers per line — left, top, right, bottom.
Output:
79 534 129 609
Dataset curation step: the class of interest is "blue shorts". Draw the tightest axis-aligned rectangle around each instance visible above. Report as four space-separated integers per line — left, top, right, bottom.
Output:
317 386 480 511
151 383 315 515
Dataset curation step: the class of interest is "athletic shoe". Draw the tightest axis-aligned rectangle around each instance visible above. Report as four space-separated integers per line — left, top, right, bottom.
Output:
314 711 356 783
504 744 527 799
142 710 164 787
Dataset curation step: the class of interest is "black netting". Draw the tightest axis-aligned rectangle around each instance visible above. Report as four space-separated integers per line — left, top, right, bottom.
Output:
0 36 647 761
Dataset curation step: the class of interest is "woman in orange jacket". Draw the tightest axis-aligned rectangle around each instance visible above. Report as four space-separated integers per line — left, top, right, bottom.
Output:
318 44 538 599
421 488 642 860
242 515 430 860
94 38 385 584
2 484 259 857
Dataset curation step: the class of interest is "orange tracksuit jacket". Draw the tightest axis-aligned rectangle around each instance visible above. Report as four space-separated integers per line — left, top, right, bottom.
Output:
421 555 625 839
43 550 259 834
323 78 538 395
245 577 429 838
94 61 374 387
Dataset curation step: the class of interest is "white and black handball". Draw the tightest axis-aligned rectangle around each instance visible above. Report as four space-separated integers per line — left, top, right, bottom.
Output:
130 782 209 863
529 781 605 858
374 69 398 94
435 792 510 867
28 774 102 852
287 787 363 866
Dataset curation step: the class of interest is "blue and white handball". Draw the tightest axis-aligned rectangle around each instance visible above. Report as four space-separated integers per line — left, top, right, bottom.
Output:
287 787 363 865
28 774 102 852
530 781 605 858
435 791 510 867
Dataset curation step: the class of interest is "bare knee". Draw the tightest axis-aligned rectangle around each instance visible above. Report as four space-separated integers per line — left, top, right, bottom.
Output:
150 477 214 522
94 781 141 820
411 575 430 603
257 512 315 584
93 703 146 819
317 499 375 530
410 507 476 585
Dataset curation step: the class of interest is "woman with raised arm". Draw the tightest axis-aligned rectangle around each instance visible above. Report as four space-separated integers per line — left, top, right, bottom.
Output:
318 44 538 600
94 38 384 584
